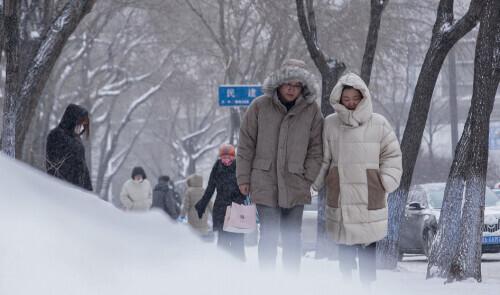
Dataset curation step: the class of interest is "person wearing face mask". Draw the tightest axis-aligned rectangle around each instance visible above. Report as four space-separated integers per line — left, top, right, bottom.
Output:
313 73 402 285
46 104 93 191
119 166 152 211
195 144 246 260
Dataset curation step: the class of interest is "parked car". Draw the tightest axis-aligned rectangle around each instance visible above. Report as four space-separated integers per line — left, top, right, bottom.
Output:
399 182 500 259
491 188 500 200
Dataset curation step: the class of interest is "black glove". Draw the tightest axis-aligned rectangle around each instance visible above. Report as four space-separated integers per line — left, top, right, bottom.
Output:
194 201 205 219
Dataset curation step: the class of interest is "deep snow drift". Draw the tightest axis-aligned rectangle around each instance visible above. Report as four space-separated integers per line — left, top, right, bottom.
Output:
0 154 498 294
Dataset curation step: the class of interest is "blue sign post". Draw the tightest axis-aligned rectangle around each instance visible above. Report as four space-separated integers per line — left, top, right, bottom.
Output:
218 85 262 107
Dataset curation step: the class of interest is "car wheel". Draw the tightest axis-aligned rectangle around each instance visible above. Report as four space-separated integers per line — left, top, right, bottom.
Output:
423 229 435 258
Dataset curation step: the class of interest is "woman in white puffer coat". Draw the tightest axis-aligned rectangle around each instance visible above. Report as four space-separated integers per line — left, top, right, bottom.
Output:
313 73 402 285
119 166 152 211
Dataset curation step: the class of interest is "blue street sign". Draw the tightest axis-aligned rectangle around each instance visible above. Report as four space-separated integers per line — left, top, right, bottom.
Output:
218 85 263 107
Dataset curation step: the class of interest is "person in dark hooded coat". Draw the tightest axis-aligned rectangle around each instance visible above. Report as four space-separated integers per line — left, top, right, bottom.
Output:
195 144 246 260
46 104 93 191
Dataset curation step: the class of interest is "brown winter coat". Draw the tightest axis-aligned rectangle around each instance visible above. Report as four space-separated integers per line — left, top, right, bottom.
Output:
237 62 323 208
181 174 211 234
314 73 402 245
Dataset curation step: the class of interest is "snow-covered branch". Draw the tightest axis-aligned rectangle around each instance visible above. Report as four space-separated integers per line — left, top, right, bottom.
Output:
192 128 226 160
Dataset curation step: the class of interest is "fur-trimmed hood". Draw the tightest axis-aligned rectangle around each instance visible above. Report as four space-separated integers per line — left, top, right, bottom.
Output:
262 59 319 105
330 73 373 127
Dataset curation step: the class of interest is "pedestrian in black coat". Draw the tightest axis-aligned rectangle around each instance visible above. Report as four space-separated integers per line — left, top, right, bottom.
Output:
46 104 93 191
195 144 246 260
152 175 181 219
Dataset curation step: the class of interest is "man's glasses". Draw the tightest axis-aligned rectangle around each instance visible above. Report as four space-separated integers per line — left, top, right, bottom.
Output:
282 83 303 91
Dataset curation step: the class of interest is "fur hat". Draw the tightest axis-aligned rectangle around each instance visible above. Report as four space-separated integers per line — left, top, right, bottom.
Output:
262 59 319 103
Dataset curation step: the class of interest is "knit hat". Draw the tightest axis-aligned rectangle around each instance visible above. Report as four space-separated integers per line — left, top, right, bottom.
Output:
219 144 235 158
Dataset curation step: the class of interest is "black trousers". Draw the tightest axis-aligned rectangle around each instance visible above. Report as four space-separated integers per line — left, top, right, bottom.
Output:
217 231 245 261
338 242 377 284
256 204 304 272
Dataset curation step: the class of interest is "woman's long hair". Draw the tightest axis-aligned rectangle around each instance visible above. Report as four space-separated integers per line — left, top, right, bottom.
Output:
77 116 90 139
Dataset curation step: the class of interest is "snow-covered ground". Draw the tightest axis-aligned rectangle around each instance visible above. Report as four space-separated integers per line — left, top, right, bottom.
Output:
0 154 499 295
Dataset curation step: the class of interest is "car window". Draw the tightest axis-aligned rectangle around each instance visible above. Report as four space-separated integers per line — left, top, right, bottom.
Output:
424 185 498 209
485 188 499 207
428 190 444 209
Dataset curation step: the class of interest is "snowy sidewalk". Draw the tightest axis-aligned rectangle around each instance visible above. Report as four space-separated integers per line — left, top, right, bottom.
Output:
0 154 499 295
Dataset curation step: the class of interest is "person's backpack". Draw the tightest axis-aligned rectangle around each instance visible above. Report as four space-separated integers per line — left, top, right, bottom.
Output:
164 186 181 219
152 183 180 219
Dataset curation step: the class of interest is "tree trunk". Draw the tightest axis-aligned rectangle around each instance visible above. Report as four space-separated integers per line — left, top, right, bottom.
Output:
377 0 482 269
15 38 42 158
187 158 196 176
429 1 500 281
1 0 20 157
448 47 459 155
378 35 453 270
0 2 5 65
23 93 52 169
427 114 471 278
229 107 240 145
360 0 388 86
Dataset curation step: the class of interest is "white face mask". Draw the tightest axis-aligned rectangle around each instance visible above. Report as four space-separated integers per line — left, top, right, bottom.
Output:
74 124 84 135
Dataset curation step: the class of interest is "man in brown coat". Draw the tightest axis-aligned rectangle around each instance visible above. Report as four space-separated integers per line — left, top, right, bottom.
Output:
237 59 323 272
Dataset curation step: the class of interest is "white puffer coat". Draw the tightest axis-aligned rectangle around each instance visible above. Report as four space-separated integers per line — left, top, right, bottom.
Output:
314 73 402 245
119 179 152 211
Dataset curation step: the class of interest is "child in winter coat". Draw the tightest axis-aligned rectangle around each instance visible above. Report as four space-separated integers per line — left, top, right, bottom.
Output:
195 144 246 260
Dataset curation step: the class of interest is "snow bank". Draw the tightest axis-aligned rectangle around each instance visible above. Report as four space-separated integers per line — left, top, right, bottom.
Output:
0 154 497 294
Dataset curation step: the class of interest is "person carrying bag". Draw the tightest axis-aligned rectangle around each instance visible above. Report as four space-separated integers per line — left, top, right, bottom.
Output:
195 144 247 261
